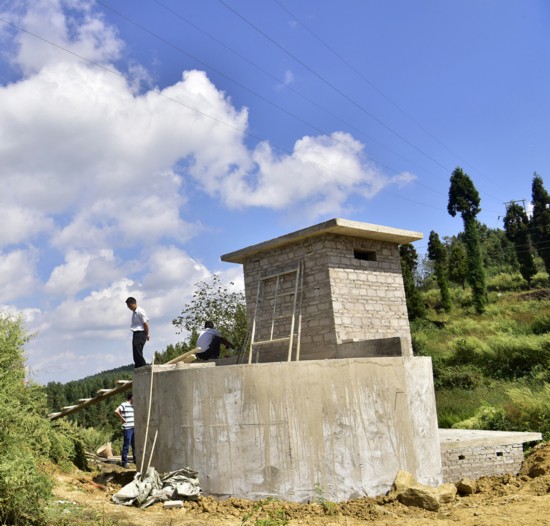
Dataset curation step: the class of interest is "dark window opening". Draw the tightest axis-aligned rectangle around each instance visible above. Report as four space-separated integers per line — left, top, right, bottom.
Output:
496 451 503 457
458 455 466 460
354 250 377 262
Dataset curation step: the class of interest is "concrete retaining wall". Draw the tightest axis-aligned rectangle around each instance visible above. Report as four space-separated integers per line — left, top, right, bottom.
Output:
133 357 442 502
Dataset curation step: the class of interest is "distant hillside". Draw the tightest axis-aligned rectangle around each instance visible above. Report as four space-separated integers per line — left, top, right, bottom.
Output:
413 285 550 439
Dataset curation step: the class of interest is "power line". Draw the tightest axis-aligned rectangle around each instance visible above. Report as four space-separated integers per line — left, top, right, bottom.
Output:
217 0 456 174
145 0 453 189
272 0 504 192
0 16 449 216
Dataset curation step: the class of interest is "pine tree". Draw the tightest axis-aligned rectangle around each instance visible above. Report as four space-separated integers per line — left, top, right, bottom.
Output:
503 203 537 287
447 240 468 288
400 243 425 320
531 173 550 275
427 231 451 312
448 167 487 313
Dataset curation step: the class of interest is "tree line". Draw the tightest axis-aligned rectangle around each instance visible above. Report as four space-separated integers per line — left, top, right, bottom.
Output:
401 170 550 318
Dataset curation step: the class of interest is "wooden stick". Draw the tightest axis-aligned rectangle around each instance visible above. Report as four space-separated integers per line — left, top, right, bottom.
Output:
140 356 155 478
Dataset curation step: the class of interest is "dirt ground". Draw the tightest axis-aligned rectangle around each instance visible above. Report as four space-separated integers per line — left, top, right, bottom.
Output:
51 442 550 526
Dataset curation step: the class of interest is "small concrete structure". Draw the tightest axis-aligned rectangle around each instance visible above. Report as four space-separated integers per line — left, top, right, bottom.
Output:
440 429 542 482
222 218 422 362
134 218 444 502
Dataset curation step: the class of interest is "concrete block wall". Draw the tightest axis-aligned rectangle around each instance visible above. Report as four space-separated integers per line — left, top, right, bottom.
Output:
441 443 524 482
242 235 337 361
242 233 411 361
325 235 411 346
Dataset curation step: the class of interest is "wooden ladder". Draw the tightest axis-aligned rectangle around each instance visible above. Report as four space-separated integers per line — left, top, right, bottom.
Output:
247 260 304 364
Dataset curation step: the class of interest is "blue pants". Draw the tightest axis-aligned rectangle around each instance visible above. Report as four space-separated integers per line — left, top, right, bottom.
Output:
122 427 135 464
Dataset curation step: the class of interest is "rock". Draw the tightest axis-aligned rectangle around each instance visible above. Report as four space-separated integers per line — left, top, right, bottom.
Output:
438 483 458 503
397 482 457 512
391 470 417 494
456 478 476 495
397 485 441 511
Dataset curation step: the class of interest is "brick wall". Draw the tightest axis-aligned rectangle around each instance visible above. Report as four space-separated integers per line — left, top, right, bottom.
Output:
241 233 411 361
441 443 524 482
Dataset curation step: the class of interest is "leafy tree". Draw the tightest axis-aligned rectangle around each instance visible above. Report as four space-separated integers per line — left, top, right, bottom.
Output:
531 173 550 275
448 167 487 313
427 231 451 312
172 274 248 354
447 239 468 288
503 203 537 287
400 243 425 320
0 315 52 525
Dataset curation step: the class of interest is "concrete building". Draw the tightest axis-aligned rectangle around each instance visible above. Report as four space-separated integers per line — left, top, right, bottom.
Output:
134 218 446 501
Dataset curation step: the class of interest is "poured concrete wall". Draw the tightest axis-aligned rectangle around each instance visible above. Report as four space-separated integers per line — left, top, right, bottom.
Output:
133 357 442 502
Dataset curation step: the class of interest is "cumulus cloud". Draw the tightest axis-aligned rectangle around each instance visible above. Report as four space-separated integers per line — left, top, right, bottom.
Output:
0 0 415 383
0 248 38 303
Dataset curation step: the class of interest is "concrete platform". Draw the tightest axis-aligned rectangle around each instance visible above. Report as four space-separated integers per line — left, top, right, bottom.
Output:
133 357 442 502
439 429 542 482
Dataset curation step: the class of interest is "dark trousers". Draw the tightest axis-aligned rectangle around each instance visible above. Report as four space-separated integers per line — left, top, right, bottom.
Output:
132 331 147 367
122 427 135 464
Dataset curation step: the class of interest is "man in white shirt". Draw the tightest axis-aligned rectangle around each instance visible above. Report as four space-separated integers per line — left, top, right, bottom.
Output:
114 392 135 468
196 320 234 360
125 297 149 368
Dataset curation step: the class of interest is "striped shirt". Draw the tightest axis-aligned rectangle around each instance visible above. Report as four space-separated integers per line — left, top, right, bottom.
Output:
117 401 134 429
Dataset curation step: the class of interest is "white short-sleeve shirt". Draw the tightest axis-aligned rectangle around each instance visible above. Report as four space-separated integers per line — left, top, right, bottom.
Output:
131 306 149 331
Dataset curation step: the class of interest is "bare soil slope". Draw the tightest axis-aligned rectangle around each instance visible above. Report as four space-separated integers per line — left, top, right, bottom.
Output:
51 443 550 525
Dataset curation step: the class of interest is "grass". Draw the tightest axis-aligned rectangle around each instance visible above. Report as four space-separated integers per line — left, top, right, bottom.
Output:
414 288 550 434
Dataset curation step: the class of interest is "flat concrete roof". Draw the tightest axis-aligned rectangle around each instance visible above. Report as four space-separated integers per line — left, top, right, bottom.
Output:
221 218 423 264
439 429 542 449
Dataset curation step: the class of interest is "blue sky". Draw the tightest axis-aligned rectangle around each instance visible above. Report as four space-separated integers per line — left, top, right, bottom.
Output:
0 0 549 384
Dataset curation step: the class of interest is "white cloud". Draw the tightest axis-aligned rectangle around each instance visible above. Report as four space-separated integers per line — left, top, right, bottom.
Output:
0 0 416 384
2 0 123 76
0 248 38 302
45 248 122 296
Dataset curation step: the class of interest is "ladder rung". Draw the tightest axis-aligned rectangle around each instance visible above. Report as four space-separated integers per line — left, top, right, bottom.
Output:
260 267 300 281
96 388 113 395
116 380 131 385
262 292 296 301
79 398 92 403
252 337 291 346
48 412 62 418
62 405 78 410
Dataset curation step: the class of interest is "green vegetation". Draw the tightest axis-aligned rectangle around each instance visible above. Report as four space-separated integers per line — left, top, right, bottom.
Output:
172 273 247 355
0 315 105 525
411 290 550 438
447 167 487 313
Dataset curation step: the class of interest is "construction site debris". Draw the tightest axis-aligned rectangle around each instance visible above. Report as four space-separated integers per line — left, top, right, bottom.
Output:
112 467 201 508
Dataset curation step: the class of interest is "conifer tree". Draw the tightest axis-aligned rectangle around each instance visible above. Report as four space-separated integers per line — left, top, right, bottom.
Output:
503 203 537 287
531 173 550 275
448 240 468 288
400 243 425 320
427 231 451 312
448 167 487 313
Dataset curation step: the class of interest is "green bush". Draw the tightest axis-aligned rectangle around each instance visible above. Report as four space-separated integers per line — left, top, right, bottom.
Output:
483 334 550 380
452 404 514 431
447 337 489 365
505 384 550 440
487 272 526 292
0 315 52 525
433 364 484 390
531 314 550 335
531 272 549 288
